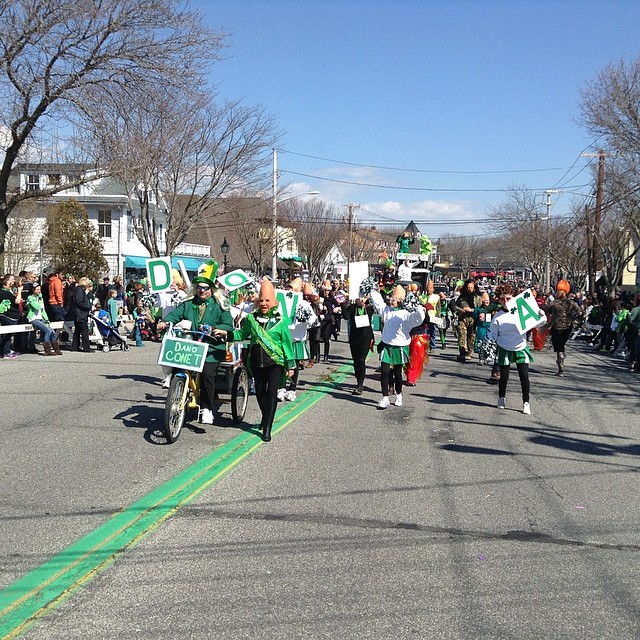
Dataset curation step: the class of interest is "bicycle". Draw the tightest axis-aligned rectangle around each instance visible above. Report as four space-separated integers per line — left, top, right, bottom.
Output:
161 324 249 443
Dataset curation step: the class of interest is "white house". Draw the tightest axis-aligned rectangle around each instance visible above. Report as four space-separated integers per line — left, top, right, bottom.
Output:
9 163 210 278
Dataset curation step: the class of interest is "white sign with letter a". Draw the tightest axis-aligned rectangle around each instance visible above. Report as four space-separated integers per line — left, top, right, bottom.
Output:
504 289 546 335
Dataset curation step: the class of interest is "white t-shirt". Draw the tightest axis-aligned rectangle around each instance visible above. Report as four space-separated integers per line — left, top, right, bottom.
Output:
488 309 527 351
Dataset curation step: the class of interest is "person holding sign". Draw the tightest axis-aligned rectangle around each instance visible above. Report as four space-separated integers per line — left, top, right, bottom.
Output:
157 260 234 425
214 278 295 442
343 278 376 395
488 285 546 416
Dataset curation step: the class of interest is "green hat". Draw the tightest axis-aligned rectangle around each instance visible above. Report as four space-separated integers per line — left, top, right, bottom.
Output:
193 259 219 287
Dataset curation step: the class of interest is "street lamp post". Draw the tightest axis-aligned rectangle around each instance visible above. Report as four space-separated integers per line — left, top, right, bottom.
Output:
220 236 230 273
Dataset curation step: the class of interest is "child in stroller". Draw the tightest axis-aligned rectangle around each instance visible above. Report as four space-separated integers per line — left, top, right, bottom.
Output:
90 302 130 352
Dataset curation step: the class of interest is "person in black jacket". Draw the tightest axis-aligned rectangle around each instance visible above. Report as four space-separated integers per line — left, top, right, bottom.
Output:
343 295 375 395
70 277 93 352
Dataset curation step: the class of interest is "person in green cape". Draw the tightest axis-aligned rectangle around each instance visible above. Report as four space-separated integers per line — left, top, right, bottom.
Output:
214 277 295 442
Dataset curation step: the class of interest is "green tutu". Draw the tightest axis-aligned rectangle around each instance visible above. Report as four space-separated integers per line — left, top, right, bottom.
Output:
292 340 309 361
497 345 533 366
380 344 410 365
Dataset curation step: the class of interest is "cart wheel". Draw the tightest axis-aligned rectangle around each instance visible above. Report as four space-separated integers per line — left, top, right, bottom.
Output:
164 375 187 443
122 343 130 351
102 344 110 352
231 366 249 423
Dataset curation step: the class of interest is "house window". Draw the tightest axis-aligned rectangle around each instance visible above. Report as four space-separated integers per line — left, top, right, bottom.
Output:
47 174 61 186
286 240 294 252
27 175 40 191
158 223 164 241
98 209 112 238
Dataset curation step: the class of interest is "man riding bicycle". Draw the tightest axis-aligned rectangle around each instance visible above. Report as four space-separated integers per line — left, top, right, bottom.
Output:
157 260 234 425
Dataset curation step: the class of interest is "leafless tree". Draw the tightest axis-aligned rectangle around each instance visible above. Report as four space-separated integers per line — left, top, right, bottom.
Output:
280 199 343 281
226 196 273 275
478 235 517 277
487 187 551 283
580 58 640 153
88 89 279 257
4 200 39 273
579 58 640 286
438 234 482 279
0 0 224 271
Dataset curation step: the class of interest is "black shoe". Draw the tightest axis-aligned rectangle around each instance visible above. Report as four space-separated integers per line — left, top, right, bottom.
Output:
405 382 416 387
352 387 363 396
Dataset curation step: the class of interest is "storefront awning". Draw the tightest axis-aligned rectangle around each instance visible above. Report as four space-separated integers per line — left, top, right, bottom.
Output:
124 255 205 271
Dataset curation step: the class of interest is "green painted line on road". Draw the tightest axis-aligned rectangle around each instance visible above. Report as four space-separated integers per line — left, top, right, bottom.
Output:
0 364 352 639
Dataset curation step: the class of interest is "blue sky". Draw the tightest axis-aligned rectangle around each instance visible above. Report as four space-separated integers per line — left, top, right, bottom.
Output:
195 0 640 239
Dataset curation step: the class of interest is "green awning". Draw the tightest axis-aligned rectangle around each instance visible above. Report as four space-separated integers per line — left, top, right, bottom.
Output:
124 255 205 271
124 255 147 269
172 256 203 271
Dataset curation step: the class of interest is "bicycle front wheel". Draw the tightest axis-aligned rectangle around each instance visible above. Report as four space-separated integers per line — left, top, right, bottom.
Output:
164 375 187 443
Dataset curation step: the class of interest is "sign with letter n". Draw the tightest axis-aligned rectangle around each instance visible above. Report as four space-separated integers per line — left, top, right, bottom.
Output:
158 337 208 372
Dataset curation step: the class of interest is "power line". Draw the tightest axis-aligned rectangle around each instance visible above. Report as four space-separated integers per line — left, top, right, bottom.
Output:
281 169 592 194
278 149 567 175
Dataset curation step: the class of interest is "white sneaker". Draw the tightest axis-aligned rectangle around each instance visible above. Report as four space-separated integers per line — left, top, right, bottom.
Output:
284 390 297 402
378 396 390 409
200 408 214 424
276 388 286 402
161 376 171 389
498 397 506 409
522 402 531 415
394 394 403 407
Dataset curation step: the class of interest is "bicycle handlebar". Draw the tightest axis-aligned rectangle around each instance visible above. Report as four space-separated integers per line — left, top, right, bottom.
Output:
165 323 223 343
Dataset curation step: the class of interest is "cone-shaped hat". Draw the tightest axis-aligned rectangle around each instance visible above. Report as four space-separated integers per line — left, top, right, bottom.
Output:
289 277 303 292
259 277 277 308
392 284 406 301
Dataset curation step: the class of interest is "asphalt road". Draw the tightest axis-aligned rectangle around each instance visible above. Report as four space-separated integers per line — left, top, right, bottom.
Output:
1 332 639 639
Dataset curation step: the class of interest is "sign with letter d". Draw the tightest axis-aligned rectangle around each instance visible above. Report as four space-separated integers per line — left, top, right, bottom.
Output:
146 257 173 293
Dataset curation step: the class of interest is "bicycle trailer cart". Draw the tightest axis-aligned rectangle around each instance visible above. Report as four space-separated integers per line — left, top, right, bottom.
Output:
158 326 249 443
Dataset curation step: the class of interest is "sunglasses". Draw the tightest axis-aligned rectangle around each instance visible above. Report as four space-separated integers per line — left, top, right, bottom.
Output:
196 284 210 291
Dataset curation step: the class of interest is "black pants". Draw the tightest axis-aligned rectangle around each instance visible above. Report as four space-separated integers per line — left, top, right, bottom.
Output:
289 365 300 391
253 365 284 430
350 343 368 386
72 319 90 351
199 360 220 411
498 362 530 403
0 315 17 356
551 327 572 353
381 362 403 396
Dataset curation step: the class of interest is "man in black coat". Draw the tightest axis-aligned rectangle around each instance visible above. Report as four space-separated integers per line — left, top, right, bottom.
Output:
343 296 375 395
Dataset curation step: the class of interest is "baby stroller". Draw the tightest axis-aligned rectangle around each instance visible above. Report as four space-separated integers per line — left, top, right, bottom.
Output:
89 312 131 352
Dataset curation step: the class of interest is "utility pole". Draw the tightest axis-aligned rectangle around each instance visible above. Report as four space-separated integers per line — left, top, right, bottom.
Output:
582 150 607 294
345 203 358 282
585 205 594 296
271 148 278 280
544 190 558 294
